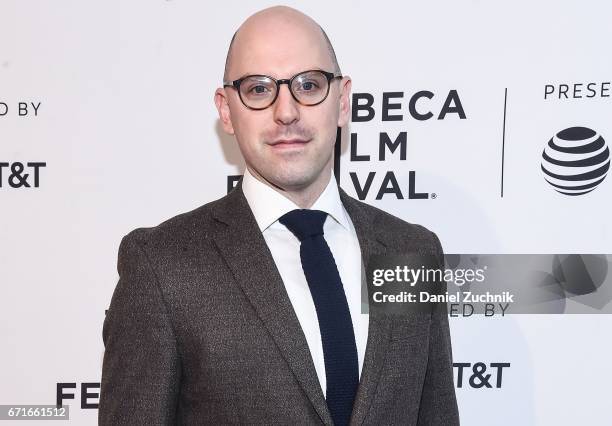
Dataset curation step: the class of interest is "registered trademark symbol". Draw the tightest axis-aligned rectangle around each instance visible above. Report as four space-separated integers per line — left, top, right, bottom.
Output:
431 193 437 199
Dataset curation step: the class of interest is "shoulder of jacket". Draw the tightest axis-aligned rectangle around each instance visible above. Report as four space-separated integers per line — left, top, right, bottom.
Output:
121 194 229 249
344 193 440 242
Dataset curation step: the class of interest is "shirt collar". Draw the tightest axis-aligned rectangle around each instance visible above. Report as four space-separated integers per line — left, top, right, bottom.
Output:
242 167 350 232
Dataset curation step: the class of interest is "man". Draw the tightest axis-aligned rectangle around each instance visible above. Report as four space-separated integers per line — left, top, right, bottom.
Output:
100 6 459 425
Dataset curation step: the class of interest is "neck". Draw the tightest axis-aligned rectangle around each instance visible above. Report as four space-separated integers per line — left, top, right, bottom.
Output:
246 165 333 209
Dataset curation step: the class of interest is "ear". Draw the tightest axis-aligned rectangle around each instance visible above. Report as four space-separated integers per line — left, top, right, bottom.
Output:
214 88 235 135
337 76 352 128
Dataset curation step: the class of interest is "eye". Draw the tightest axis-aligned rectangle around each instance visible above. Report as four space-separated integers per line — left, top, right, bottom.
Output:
299 81 319 91
249 85 270 94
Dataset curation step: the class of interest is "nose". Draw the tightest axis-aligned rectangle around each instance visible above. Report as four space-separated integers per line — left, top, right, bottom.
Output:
272 83 300 125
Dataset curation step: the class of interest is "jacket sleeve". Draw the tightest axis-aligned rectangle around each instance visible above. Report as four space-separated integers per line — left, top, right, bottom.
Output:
417 231 460 425
99 231 181 425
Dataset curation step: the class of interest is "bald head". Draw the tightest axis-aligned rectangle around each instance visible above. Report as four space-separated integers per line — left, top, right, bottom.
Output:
223 6 341 81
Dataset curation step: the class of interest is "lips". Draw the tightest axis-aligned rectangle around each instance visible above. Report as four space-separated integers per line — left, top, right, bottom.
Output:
269 138 310 147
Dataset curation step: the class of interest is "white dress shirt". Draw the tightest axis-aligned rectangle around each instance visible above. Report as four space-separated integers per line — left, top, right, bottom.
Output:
241 167 369 397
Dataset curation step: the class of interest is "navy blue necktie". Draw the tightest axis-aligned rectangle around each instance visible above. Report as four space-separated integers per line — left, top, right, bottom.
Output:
279 209 359 426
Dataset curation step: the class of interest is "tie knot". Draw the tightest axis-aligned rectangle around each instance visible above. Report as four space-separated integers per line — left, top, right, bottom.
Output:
278 209 327 242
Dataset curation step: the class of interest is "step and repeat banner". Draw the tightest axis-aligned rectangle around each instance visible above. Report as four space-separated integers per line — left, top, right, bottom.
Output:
1 1 611 424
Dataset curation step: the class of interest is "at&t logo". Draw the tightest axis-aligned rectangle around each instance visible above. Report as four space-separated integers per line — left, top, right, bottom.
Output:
541 126 609 196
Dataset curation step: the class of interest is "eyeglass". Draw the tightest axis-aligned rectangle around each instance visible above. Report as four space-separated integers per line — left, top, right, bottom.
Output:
223 69 342 110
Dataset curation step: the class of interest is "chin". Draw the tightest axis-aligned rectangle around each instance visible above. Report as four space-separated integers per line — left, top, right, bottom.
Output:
270 169 319 191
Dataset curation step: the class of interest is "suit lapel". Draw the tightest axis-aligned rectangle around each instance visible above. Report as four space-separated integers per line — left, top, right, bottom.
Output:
340 189 393 426
211 184 333 425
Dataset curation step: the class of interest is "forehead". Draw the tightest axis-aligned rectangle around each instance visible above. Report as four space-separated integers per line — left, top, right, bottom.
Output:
228 20 333 79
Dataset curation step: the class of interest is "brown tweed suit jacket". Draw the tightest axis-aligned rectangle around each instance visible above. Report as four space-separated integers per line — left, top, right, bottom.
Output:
99 182 459 425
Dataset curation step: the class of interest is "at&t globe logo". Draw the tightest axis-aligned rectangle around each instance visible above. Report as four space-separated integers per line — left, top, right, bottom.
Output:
541 126 610 195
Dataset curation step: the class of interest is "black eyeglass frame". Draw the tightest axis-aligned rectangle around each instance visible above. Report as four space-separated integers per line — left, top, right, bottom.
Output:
223 69 343 110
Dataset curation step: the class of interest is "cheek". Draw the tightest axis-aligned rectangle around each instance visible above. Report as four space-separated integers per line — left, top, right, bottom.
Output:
230 107 249 135
312 109 340 146
305 106 339 134
231 113 264 150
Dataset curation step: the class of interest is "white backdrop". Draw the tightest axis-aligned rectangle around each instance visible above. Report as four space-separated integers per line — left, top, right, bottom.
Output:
1 1 611 424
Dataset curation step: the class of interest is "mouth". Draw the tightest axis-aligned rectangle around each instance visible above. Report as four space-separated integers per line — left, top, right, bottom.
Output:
269 138 311 148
